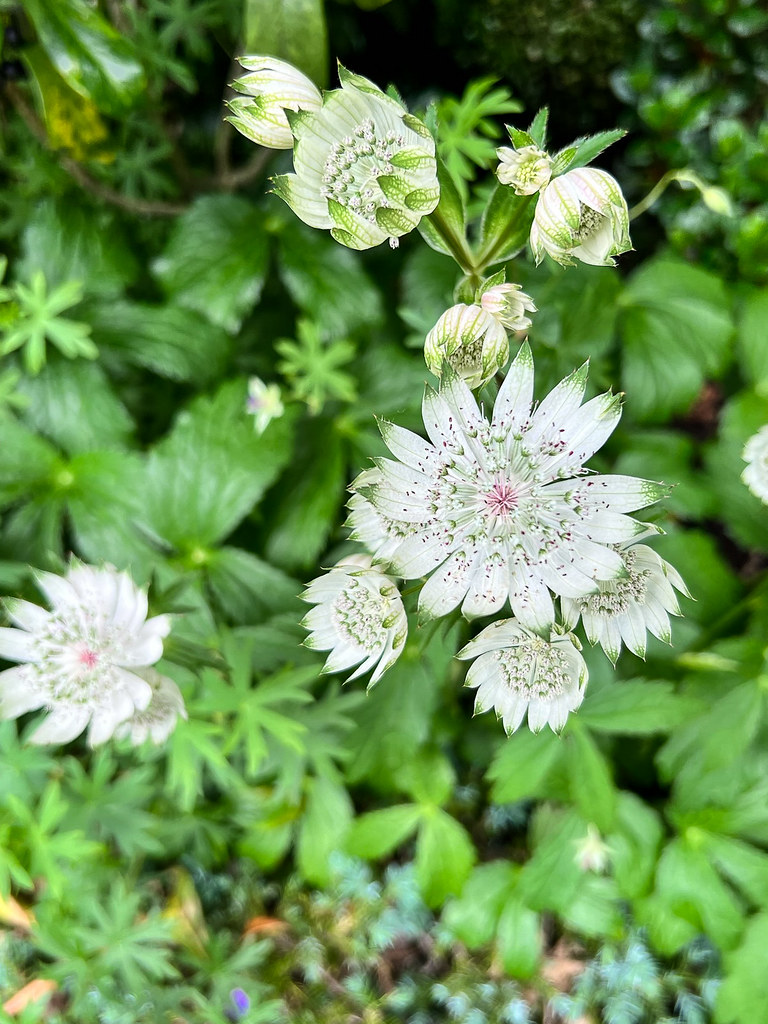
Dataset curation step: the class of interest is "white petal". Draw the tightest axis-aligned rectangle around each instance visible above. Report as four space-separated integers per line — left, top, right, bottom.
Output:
28 705 90 745
88 691 134 746
527 362 588 445
4 598 50 633
618 604 648 658
492 342 535 436
508 569 554 634
526 698 551 733
114 668 154 711
378 421 441 476
461 552 509 619
0 666 45 718
418 547 481 619
390 530 452 578
0 627 38 663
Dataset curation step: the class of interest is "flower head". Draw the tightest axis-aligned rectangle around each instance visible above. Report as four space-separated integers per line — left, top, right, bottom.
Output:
496 144 552 196
742 425 768 504
424 304 509 390
301 557 407 687
480 283 537 333
225 55 322 149
0 563 171 745
458 618 588 734
273 64 439 250
246 376 284 434
574 824 611 873
530 167 631 267
561 541 688 663
114 668 186 745
349 343 668 633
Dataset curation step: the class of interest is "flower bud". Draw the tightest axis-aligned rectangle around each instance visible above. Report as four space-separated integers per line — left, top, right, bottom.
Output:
225 56 322 149
496 144 552 195
530 166 631 267
480 283 536 332
246 376 284 435
424 304 509 390
574 824 611 873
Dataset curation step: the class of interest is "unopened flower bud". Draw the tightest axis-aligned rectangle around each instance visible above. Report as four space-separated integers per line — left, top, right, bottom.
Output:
496 144 552 196
225 56 322 149
246 376 284 435
480 283 536 332
424 304 509 390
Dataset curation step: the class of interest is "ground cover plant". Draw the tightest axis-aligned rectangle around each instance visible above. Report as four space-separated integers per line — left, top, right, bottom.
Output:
1 1 768 1022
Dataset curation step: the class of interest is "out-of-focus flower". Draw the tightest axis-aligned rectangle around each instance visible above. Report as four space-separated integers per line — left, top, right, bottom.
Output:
424 303 509 389
574 824 611 873
225 55 322 149
496 144 552 195
273 65 439 250
480 282 536 332
0 563 170 745
246 376 284 434
458 618 588 734
114 668 186 745
530 167 631 267
742 424 768 504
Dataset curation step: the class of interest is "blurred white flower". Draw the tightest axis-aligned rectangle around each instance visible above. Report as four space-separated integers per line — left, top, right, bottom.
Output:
561 541 689 664
302 557 407 687
273 65 439 250
496 144 552 196
424 303 509 390
742 425 768 504
458 618 588 734
574 824 611 873
225 55 322 149
246 376 284 434
114 668 187 746
530 167 631 267
0 563 170 745
480 282 536 332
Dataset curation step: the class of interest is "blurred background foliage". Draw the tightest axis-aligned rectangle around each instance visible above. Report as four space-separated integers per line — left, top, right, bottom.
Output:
0 0 767 1022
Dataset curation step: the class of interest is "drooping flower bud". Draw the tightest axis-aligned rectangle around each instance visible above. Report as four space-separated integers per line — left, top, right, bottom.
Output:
424 303 509 390
480 283 537 333
246 376 284 435
530 166 631 267
225 56 322 149
272 64 439 250
496 144 552 195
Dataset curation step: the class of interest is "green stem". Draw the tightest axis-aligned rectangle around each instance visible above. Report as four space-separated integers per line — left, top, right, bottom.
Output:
474 192 535 272
423 204 477 275
629 169 710 221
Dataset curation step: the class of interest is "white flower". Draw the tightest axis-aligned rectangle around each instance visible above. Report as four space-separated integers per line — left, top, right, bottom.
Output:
114 668 187 745
480 283 537 333
246 376 284 435
273 64 439 250
225 55 322 149
561 541 689 663
301 557 407 686
742 425 768 504
530 167 631 267
0 563 170 745
457 618 587 734
424 304 509 390
496 144 552 196
574 824 611 873
349 343 668 633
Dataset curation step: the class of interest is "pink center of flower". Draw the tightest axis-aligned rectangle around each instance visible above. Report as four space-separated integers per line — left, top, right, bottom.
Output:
77 647 100 669
484 480 519 517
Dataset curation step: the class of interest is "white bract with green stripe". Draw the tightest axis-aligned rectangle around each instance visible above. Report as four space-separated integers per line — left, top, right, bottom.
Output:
273 65 440 250
226 56 322 150
349 343 668 633
424 303 510 390
530 166 631 267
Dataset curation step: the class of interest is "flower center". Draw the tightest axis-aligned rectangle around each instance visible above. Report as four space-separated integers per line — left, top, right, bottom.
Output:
77 647 100 669
576 205 605 242
483 479 519 517
495 639 569 700
321 119 405 225
332 578 390 651
583 549 650 615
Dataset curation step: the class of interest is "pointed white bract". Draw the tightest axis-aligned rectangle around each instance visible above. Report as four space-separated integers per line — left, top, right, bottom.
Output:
742 425 768 504
480 283 537 333
349 343 668 633
458 618 587 734
530 167 631 267
561 541 689 663
302 557 407 686
114 668 187 746
0 563 171 746
496 144 552 195
246 376 284 435
272 65 439 250
225 56 322 149
424 303 509 390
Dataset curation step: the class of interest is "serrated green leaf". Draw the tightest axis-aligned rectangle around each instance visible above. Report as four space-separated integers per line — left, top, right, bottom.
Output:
496 899 541 978
204 546 300 624
442 861 517 947
477 187 535 266
579 680 702 735
243 0 327 86
345 804 422 860
565 726 616 832
415 808 476 907
486 728 563 803
296 776 353 884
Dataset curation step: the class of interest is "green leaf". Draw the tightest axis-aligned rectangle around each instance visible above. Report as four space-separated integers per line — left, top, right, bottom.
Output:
417 158 469 265
518 807 584 913
565 725 616 833
613 430 717 522
652 528 741 626
579 680 702 735
166 718 238 812
619 256 734 422
398 245 458 341
415 808 476 908
24 0 145 115
204 546 300 624
345 804 422 860
243 0 327 86
496 900 541 978
476 187 535 266
610 793 664 900
553 129 626 173
737 288 768 395
716 914 768 1024
563 875 624 940
296 776 353 884
703 832 768 906
442 861 517 947
398 749 455 806
486 728 563 803
153 196 269 333
0 417 59 505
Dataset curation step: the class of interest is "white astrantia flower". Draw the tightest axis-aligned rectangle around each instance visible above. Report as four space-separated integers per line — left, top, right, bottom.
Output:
561 541 689 663
0 563 171 745
574 824 611 873
349 343 668 633
496 144 552 196
114 668 187 746
272 64 439 250
424 303 509 390
301 556 407 687
742 425 768 504
225 56 322 149
480 283 537 333
246 376 284 435
530 167 631 267
457 618 588 734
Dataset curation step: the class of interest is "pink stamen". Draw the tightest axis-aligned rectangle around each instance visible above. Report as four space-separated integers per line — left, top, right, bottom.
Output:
484 480 519 517
78 648 99 669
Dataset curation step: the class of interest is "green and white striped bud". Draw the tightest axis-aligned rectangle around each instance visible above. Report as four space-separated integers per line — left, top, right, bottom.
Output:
225 56 322 149
424 303 509 390
480 282 536 332
272 64 439 250
530 167 631 267
496 144 552 196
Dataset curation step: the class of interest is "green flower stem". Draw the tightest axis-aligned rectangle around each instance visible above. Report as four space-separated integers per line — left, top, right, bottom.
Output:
423 205 477 276
629 168 717 221
473 193 535 271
